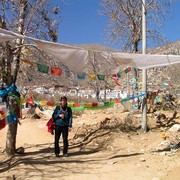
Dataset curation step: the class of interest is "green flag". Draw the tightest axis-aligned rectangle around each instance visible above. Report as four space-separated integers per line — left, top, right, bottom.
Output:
37 63 49 74
97 75 105 81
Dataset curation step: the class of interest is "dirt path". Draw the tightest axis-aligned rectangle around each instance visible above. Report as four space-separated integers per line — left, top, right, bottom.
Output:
0 114 180 180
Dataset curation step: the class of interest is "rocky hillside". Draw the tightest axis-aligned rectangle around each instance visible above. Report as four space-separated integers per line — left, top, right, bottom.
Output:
148 41 180 86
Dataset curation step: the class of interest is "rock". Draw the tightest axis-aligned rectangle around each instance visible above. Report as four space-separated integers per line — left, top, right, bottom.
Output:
139 157 146 162
160 152 166 156
107 145 114 151
168 124 180 132
159 140 170 146
154 140 171 152
107 161 117 165
16 147 25 154
171 142 180 150
140 149 145 153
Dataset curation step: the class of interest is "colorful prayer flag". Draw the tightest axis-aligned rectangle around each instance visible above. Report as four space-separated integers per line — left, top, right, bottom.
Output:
125 68 129 74
21 59 36 67
0 110 6 130
113 77 121 86
116 72 121 78
6 113 18 124
0 83 15 98
37 64 49 74
77 72 86 80
87 73 96 80
51 67 62 76
97 75 105 81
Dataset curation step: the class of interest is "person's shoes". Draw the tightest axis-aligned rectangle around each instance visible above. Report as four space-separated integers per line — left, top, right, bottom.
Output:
55 154 60 157
63 153 68 157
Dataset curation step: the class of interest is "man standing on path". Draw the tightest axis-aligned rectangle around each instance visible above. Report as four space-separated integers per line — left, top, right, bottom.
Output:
52 96 72 157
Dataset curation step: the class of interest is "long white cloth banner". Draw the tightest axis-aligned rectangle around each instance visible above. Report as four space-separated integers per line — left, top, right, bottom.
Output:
111 52 180 69
0 28 180 73
0 28 89 73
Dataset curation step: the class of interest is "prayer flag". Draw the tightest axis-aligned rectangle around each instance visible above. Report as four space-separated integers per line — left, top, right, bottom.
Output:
97 75 105 81
0 118 6 130
134 68 138 74
125 68 129 74
77 72 86 80
51 67 62 76
113 77 121 86
0 83 15 98
87 73 96 80
121 71 125 76
6 113 18 124
21 59 36 67
0 110 6 130
117 72 121 78
37 64 49 74
47 101 55 107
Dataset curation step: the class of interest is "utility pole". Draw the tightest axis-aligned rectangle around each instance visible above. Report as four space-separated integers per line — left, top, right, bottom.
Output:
104 80 106 103
127 69 130 98
142 0 147 132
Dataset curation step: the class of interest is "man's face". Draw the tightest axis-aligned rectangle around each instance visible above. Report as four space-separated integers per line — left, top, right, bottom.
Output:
61 99 67 107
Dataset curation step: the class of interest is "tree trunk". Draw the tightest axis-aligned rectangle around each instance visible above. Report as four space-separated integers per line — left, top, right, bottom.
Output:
5 0 27 156
6 123 18 155
132 39 140 87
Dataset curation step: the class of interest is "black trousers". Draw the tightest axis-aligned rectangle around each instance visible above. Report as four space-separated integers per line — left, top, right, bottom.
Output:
54 126 69 155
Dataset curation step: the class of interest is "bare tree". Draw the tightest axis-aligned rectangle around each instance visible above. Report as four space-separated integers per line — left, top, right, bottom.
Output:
0 0 62 155
100 0 176 52
84 50 116 102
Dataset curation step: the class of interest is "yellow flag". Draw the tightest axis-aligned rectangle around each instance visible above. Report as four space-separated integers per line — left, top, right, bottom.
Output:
21 46 32 56
21 59 36 67
87 73 96 80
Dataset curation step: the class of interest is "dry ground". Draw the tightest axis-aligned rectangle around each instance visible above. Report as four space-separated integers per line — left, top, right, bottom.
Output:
0 106 180 180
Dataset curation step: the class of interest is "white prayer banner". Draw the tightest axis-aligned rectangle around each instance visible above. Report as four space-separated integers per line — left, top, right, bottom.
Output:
111 52 180 69
0 28 180 72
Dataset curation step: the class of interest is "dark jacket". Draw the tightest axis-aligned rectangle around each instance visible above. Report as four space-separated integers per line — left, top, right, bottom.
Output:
52 105 72 127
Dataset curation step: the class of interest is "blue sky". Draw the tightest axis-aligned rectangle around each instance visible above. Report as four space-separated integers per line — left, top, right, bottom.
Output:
57 0 180 49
